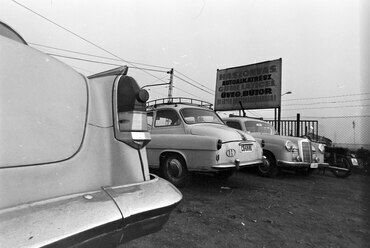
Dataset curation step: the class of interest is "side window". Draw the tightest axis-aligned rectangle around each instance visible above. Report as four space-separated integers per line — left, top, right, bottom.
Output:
147 112 153 129
155 109 180 127
226 121 242 130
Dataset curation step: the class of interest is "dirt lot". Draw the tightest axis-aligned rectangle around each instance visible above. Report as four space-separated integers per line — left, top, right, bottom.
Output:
125 168 370 248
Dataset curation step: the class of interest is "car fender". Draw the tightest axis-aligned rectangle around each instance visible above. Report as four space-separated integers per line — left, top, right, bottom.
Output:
147 134 219 168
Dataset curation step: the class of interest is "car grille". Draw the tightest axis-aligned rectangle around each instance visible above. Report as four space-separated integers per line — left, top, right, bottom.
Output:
301 141 312 162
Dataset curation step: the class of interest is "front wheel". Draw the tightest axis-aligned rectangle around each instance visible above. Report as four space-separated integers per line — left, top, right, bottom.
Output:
160 154 189 188
258 153 279 177
331 155 352 178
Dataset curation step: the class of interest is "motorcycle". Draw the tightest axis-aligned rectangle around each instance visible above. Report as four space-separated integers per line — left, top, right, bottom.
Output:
324 146 358 178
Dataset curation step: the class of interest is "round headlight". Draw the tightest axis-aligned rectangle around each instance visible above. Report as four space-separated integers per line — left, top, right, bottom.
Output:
285 140 294 152
318 144 325 153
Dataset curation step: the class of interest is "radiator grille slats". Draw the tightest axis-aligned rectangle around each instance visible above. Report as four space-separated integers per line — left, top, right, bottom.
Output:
301 141 312 162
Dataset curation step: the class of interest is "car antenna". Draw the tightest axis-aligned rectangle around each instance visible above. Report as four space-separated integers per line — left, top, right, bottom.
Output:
239 101 246 117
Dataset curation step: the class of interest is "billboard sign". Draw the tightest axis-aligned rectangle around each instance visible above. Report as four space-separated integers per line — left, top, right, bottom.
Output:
214 58 282 111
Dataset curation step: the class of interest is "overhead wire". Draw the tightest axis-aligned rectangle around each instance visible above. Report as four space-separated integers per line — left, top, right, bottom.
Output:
47 53 170 73
30 42 171 70
173 86 209 101
12 1 217 98
282 104 370 111
11 0 168 83
282 93 370 102
282 98 370 106
175 70 215 93
173 75 214 95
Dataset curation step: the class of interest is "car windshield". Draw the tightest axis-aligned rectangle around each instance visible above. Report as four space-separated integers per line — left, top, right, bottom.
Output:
244 120 276 134
180 108 224 124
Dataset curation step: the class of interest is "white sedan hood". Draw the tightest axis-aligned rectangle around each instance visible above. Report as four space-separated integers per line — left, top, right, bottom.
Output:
189 124 255 142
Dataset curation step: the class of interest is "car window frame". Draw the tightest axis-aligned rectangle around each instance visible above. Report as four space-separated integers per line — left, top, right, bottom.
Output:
153 108 182 128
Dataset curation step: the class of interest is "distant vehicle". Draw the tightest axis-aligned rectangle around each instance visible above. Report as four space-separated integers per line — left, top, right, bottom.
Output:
146 98 264 187
223 116 327 177
0 22 182 247
303 132 356 178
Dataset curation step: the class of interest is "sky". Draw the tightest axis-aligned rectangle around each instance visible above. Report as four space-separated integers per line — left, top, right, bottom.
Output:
1 0 369 146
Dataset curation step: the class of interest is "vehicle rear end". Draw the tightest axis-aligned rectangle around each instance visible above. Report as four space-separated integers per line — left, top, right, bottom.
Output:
212 126 264 170
0 30 181 247
188 123 264 171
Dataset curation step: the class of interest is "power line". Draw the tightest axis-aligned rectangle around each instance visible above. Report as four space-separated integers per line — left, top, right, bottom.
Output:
303 115 370 119
40 45 214 95
11 0 167 83
282 93 370 102
13 2 214 98
47 53 169 74
47 53 123 67
175 70 215 93
173 86 209 101
30 42 170 70
283 104 370 111
283 98 370 106
174 75 214 95
145 76 170 86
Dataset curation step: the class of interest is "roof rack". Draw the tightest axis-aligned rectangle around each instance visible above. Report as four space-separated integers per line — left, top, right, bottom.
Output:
147 97 213 109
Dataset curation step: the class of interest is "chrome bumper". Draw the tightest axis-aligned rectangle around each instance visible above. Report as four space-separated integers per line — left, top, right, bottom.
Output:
278 160 329 169
212 159 263 170
0 174 182 247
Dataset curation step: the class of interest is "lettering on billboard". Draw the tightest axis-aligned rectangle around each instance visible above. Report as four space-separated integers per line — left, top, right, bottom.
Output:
214 59 282 111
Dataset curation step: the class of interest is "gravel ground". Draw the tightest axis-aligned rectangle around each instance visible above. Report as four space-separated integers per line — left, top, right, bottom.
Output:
124 168 370 248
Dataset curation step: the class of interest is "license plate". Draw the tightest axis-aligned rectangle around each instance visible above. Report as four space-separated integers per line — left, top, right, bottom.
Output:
351 158 358 166
310 163 318 168
240 143 252 152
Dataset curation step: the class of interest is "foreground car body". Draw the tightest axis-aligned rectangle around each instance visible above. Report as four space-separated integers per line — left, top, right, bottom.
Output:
0 24 181 247
223 116 328 177
146 98 263 187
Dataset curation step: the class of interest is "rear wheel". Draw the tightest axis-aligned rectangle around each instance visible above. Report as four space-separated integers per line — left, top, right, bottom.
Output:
160 154 189 188
331 155 352 178
258 153 279 177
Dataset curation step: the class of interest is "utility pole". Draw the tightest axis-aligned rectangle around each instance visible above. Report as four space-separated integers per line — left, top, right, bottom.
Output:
168 68 174 99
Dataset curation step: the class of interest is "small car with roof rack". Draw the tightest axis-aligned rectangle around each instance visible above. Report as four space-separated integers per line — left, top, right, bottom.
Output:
223 115 328 177
146 97 264 187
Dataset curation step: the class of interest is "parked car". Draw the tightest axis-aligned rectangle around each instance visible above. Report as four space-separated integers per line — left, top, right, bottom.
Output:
146 98 264 187
0 22 182 248
223 116 328 177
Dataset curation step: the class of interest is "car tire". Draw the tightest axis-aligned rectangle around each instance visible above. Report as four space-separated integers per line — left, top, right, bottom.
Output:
331 155 352 178
161 154 189 188
258 153 278 178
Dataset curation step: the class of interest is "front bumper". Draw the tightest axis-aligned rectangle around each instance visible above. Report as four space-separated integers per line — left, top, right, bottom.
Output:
212 159 263 170
0 174 182 248
278 160 329 169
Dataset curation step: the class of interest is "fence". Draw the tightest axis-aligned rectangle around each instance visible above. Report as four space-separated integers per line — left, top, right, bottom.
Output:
267 114 370 150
